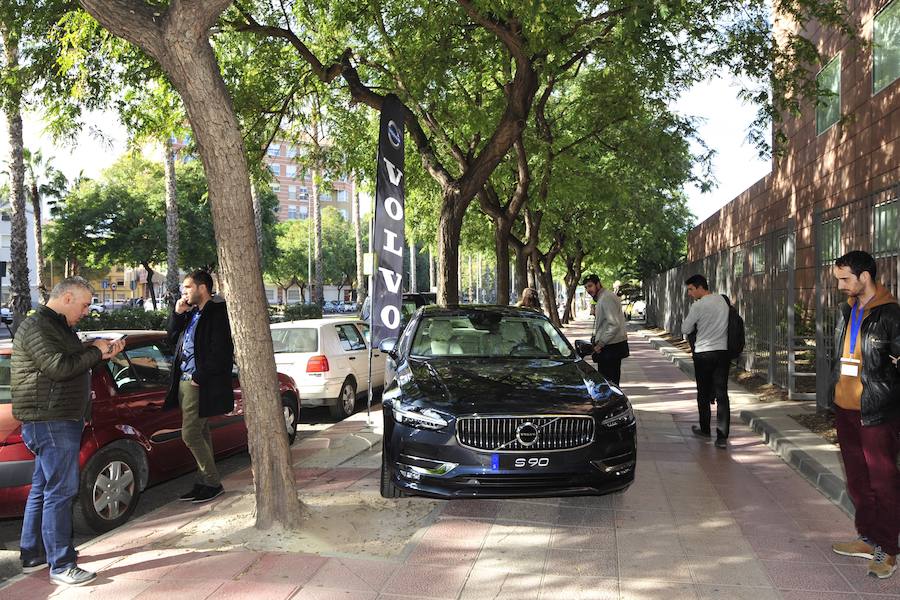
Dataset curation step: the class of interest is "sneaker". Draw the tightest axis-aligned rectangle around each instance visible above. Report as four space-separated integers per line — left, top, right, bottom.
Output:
691 425 711 438
21 556 47 573
191 484 224 504
868 547 897 579
714 437 727 449
49 566 97 587
832 536 875 559
179 484 204 501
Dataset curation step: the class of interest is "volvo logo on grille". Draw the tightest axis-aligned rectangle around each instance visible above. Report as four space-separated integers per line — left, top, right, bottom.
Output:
515 422 540 447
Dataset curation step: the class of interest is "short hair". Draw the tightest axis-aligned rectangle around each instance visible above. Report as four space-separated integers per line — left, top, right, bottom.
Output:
187 270 214 294
582 274 601 286
835 251 877 281
49 276 94 300
685 274 709 290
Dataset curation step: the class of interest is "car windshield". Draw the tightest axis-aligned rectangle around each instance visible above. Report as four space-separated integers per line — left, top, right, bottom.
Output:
272 328 318 353
410 314 575 359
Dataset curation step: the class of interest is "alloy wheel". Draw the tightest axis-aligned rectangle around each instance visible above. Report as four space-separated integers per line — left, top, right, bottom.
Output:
92 460 135 521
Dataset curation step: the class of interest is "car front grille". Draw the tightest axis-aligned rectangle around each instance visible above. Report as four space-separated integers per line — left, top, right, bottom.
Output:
456 415 594 452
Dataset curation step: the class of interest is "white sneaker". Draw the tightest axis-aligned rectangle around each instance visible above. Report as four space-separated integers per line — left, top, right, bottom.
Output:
49 566 97 587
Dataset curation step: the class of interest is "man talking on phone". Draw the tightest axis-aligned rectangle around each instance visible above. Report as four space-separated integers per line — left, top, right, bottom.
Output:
166 270 234 504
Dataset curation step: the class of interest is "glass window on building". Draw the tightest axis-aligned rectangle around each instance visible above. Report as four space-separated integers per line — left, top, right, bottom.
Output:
777 234 795 273
287 205 298 220
286 145 297 158
270 182 280 193
336 190 348 203
287 288 301 303
733 250 745 276
339 208 349 220
874 0 900 94
299 186 309 200
820 218 842 263
0 234 9 249
286 164 297 178
267 145 281 157
751 243 766 274
300 205 309 219
265 286 278 303
816 54 841 135
288 185 297 199
269 163 281 177
874 199 899 256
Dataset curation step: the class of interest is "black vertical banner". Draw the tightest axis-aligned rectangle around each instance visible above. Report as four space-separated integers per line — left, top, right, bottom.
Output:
372 94 406 345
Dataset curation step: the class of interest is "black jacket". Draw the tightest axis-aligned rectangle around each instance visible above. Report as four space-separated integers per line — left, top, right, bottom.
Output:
166 297 235 418
11 306 102 422
829 298 900 426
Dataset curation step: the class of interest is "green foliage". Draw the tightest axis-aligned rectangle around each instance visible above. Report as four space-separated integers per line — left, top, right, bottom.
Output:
77 308 168 332
282 303 323 321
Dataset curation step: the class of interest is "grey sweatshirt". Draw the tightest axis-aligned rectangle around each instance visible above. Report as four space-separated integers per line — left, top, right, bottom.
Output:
592 288 628 346
682 293 729 353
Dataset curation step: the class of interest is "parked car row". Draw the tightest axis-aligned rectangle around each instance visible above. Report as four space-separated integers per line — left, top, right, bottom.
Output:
323 300 359 314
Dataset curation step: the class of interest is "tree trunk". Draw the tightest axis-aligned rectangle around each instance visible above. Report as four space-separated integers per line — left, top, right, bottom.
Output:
536 254 561 327
436 198 464 306
79 0 303 530
352 180 365 307
494 222 512 305
311 168 324 305
428 248 435 292
143 262 158 310
164 136 180 296
409 240 417 293
29 181 47 302
512 241 528 300
2 28 31 333
250 180 263 268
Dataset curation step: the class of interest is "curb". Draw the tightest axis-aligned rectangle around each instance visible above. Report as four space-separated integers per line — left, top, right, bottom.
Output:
638 328 853 517
740 408 853 516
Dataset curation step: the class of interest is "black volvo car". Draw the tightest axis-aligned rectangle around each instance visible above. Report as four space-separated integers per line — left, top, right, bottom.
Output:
378 306 636 499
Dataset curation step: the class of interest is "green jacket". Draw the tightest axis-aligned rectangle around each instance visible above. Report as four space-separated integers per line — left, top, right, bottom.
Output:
11 305 103 422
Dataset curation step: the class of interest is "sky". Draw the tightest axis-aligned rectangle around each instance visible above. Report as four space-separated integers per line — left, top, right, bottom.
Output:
2 75 773 227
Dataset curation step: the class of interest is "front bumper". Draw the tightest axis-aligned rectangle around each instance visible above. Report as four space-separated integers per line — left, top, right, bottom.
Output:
384 419 636 499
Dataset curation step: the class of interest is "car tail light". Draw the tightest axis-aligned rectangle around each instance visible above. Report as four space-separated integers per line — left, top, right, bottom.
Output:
1 425 22 446
306 355 330 373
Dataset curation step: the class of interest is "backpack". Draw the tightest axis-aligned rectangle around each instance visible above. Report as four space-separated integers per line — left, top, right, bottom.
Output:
721 294 745 360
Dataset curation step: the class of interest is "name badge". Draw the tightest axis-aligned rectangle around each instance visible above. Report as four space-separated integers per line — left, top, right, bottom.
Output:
840 357 861 377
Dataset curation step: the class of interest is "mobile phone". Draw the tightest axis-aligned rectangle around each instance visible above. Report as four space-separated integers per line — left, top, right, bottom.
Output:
111 333 128 341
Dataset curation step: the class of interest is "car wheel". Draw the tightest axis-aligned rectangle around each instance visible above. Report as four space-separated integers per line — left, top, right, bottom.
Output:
74 447 141 534
380 440 405 498
282 394 299 445
329 378 357 421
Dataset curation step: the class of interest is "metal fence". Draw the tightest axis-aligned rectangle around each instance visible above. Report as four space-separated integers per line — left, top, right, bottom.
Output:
647 183 900 404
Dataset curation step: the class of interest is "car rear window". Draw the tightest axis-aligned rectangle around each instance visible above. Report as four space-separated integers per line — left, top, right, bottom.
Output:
0 355 9 404
272 328 318 353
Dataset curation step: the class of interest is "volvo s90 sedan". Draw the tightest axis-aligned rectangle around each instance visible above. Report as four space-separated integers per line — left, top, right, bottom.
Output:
378 306 636 499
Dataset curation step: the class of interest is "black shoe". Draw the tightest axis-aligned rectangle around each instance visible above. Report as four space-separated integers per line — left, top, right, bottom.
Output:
179 484 204 502
715 437 727 449
191 484 224 504
21 556 47 573
691 425 712 438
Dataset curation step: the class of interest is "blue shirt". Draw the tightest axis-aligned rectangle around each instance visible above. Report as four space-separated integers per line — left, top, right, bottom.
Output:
180 311 202 375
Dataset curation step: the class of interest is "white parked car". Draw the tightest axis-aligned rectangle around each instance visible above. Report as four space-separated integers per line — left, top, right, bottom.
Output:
631 300 646 320
270 318 386 420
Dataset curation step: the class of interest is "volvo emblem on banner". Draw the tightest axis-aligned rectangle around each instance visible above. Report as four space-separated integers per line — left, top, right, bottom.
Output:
371 94 406 345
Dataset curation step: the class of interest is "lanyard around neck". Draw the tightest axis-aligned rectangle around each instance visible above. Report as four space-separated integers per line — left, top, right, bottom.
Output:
849 302 865 355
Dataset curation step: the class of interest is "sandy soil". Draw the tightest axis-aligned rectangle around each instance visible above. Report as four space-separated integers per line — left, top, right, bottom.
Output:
169 489 441 558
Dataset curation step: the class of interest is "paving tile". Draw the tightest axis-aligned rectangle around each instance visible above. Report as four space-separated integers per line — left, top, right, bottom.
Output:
44 577 156 600
165 551 261 581
745 534 831 563
557 507 616 528
133 579 227 600
100 549 191 581
549 526 616 551
762 560 852 592
497 501 559 525
458 567 542 600
618 579 699 600
833 562 900 595
615 510 677 530
544 549 617 578
539 575 618 600
618 551 693 583
380 564 470 599
695 585 781 599
239 552 327 586
778 593 886 600
305 558 401 592
291 588 377 600
678 531 755 557
440 499 500 520
207 580 298 600
687 556 773 587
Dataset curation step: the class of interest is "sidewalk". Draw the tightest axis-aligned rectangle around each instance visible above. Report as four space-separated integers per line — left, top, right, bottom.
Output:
1 319 889 600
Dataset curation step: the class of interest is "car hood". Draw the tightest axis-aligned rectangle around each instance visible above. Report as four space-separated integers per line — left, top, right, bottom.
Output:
399 357 622 414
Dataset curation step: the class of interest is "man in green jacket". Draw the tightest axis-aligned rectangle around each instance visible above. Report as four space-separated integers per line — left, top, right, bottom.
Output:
11 277 124 587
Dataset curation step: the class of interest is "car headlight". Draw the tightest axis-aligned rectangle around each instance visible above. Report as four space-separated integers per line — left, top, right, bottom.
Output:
393 404 449 430
601 404 635 428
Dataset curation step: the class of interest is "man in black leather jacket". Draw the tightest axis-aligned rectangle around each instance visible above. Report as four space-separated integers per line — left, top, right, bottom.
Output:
828 251 900 580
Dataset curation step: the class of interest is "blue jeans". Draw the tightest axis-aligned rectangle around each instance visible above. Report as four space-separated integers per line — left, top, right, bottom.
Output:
20 420 83 574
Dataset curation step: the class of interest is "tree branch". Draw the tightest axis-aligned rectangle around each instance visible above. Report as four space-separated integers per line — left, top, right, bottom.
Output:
78 0 165 58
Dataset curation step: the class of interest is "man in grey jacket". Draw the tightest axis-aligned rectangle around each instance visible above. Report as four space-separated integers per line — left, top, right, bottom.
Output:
682 274 730 449
12 277 124 586
583 275 629 384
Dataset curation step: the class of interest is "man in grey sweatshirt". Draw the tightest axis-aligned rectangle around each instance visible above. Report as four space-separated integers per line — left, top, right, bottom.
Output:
583 275 629 384
682 274 730 449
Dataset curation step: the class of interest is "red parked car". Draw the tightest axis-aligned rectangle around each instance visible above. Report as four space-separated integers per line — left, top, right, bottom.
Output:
0 331 300 533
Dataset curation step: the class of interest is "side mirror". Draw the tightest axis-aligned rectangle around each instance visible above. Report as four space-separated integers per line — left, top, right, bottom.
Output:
378 338 398 358
574 339 594 358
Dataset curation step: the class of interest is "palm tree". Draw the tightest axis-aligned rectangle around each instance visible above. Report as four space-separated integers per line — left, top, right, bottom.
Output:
23 149 66 301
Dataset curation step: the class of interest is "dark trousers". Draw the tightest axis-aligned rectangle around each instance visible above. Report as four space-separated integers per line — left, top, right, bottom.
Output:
834 406 900 555
692 350 731 439
594 356 622 385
